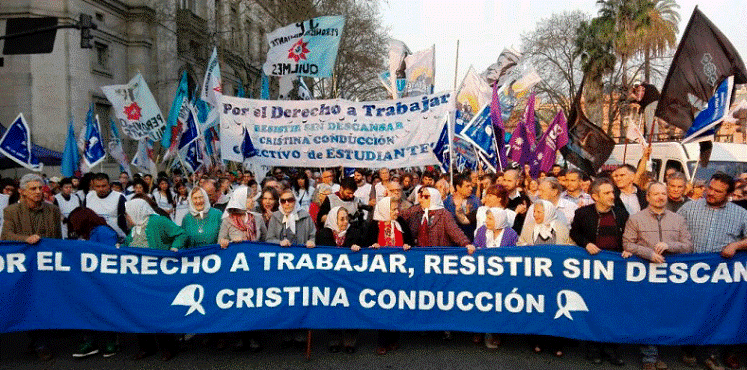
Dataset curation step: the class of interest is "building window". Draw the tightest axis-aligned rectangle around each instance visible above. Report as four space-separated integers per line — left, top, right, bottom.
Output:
179 0 195 12
95 42 109 70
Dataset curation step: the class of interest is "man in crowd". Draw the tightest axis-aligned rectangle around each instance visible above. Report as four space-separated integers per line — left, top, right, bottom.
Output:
352 169 372 206
53 177 82 239
86 173 128 239
386 180 412 211
665 172 689 212
623 182 692 370
317 178 364 227
677 172 747 370
444 174 480 239
571 178 629 366
371 168 392 204
201 178 226 213
408 170 437 203
612 164 647 216
2 173 62 361
561 169 594 207
502 169 530 234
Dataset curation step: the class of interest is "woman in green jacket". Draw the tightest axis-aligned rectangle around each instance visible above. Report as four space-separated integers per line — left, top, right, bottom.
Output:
124 198 186 361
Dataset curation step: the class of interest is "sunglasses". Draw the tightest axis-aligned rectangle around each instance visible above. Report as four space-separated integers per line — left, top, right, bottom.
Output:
420 194 430 199
280 198 295 204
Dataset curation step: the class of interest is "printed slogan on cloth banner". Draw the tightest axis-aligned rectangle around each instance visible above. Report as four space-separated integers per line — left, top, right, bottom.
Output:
101 73 166 141
3 240 747 345
220 92 452 168
263 16 344 78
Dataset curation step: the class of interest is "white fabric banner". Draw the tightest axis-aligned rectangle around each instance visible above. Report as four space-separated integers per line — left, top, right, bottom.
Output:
101 73 165 141
220 92 454 168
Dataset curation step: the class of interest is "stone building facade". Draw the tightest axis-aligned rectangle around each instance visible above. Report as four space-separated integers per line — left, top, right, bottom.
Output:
0 0 276 174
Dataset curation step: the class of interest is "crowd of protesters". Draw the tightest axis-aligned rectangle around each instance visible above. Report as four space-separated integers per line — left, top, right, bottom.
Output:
2 159 747 370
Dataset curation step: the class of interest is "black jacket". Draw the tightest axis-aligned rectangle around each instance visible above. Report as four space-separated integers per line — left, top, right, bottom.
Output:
315 226 364 248
569 203 629 252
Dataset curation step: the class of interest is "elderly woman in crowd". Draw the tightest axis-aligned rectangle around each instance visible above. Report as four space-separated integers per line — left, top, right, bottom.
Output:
516 199 570 357
218 186 267 352
400 187 474 252
181 187 222 247
474 208 518 249
219 186 267 248
267 189 315 247
518 199 571 246
315 206 362 354
124 198 186 361
366 196 413 355
476 185 517 231
267 189 316 348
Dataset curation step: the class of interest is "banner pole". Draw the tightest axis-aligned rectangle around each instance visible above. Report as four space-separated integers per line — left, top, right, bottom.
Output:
453 40 459 91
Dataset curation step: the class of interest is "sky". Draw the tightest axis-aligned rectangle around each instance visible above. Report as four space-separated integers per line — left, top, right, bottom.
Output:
379 0 747 92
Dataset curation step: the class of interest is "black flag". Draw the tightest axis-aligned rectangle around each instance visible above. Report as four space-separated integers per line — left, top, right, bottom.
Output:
655 7 747 132
560 76 616 175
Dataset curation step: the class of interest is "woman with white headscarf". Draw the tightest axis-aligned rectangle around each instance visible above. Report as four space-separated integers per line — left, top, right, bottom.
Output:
124 198 185 361
181 187 223 247
315 206 362 251
399 187 474 252
518 199 571 246
473 208 519 248
314 206 362 353
218 186 266 249
124 198 187 251
366 197 413 250
266 189 316 247
365 197 413 355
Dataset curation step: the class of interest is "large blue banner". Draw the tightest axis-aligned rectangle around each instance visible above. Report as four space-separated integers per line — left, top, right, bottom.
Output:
2 239 747 345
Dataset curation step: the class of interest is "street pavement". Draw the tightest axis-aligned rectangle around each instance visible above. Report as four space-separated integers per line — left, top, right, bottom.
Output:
0 330 735 369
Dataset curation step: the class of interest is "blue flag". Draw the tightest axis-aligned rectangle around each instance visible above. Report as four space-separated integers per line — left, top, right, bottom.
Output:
83 104 106 168
178 107 199 151
162 71 189 149
182 139 203 174
683 75 734 142
61 116 79 177
432 117 450 171
236 79 246 98
0 113 42 171
460 104 497 172
261 72 270 100
241 126 257 159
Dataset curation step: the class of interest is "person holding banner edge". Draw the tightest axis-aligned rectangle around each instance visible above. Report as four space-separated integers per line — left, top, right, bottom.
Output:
570 178 629 366
1 173 62 361
623 182 693 370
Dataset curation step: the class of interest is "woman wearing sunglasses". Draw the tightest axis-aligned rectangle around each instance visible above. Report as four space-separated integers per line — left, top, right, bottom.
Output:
266 189 316 248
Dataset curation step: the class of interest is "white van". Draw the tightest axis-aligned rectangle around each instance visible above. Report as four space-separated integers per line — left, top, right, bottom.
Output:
604 141 747 182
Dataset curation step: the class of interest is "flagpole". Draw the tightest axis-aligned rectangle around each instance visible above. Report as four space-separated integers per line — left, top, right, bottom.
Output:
453 40 459 91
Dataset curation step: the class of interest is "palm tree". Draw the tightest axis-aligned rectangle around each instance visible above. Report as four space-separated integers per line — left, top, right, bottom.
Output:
574 16 616 125
640 0 680 82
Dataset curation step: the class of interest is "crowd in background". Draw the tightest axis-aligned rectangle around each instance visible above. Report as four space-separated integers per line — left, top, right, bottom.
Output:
2 158 747 370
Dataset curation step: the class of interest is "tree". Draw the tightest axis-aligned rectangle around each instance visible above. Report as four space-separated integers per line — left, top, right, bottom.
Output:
521 11 589 119
640 0 679 82
574 16 616 126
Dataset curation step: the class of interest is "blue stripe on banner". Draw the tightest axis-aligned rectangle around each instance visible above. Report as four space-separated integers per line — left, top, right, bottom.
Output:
1 239 747 345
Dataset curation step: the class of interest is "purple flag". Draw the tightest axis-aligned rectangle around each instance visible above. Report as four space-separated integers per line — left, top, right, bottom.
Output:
531 111 568 176
508 93 537 165
490 82 508 171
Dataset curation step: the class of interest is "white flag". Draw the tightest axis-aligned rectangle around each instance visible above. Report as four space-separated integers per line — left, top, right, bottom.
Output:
201 47 223 107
